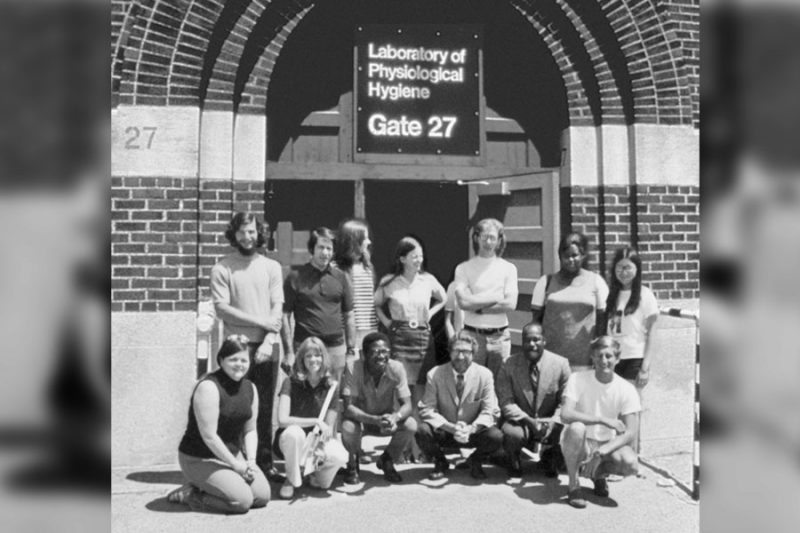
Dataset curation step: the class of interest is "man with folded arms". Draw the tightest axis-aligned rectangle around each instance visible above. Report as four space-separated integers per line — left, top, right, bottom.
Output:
453 218 518 378
497 322 571 478
341 332 416 484
416 331 502 480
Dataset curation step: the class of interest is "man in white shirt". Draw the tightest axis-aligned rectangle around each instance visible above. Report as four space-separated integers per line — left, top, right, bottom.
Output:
560 336 641 508
453 218 519 377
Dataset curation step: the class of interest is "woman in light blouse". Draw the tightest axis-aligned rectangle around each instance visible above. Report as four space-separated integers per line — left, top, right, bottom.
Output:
375 235 447 388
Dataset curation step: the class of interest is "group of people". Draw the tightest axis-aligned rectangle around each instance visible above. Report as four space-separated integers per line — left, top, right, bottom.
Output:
166 211 659 513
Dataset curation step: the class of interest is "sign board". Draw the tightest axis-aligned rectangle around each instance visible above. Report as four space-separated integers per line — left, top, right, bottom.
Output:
354 25 482 161
112 106 200 177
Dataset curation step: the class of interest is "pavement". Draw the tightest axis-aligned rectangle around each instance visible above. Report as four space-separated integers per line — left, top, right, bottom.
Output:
112 437 698 533
112 299 700 532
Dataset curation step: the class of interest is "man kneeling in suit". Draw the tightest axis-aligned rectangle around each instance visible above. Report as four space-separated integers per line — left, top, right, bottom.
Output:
416 331 502 480
496 322 571 478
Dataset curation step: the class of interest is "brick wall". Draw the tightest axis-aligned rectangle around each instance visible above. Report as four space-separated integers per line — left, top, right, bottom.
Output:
111 177 266 311
569 185 699 300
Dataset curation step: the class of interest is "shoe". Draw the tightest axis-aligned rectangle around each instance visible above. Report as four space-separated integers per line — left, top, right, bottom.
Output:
279 480 294 499
376 453 402 483
469 458 488 480
507 455 522 478
428 458 449 480
166 483 195 504
540 447 560 478
593 477 609 497
260 464 286 484
343 460 360 485
567 489 587 509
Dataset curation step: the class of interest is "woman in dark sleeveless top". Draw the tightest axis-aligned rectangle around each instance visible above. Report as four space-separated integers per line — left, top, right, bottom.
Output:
167 335 270 513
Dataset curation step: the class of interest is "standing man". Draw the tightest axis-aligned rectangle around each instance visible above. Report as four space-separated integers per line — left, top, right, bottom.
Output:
340 332 417 484
496 322 571 478
281 227 356 382
416 331 502 481
210 211 284 482
560 336 641 509
453 218 519 377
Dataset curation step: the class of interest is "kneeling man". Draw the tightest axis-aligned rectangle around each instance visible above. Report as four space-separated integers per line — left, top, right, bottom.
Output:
341 332 416 484
560 336 641 508
416 331 502 480
497 322 571 477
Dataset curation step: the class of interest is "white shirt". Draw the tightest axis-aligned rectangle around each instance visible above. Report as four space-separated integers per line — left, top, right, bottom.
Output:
608 286 659 360
563 370 641 441
454 256 518 329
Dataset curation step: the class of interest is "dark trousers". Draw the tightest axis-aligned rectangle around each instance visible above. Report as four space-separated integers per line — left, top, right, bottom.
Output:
415 421 502 463
247 343 278 466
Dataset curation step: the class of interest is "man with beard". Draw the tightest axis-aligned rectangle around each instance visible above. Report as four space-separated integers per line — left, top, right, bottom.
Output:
340 332 416 484
210 212 285 482
416 331 502 481
496 322 571 478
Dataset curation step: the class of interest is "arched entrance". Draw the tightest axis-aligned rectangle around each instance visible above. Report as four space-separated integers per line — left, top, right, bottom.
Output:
262 1 568 346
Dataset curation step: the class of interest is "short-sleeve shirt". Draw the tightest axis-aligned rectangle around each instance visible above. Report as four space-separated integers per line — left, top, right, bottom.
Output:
375 272 446 324
454 256 518 329
210 252 284 344
531 269 609 367
284 263 353 346
562 370 641 441
342 359 410 416
279 376 339 419
607 286 659 360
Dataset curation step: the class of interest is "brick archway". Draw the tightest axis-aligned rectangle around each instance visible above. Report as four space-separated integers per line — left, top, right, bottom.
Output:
112 0 698 127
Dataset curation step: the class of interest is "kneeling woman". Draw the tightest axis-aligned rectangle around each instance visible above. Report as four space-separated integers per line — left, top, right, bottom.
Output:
169 335 270 513
276 337 348 499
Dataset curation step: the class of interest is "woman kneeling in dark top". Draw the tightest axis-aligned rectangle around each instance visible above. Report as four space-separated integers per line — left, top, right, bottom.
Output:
167 335 270 513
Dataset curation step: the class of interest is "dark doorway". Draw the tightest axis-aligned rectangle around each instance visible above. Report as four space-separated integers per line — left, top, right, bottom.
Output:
264 180 354 235
365 181 469 285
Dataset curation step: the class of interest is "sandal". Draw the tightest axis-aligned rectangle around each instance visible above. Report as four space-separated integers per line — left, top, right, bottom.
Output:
166 484 195 504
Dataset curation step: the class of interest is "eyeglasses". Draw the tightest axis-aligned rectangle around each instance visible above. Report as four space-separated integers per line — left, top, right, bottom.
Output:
368 349 391 356
453 349 474 355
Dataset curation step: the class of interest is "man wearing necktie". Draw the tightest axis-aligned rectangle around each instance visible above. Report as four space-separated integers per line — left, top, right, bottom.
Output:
416 331 502 480
496 322 571 478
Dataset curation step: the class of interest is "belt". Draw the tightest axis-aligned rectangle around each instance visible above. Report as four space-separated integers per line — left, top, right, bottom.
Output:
464 324 508 335
392 320 429 330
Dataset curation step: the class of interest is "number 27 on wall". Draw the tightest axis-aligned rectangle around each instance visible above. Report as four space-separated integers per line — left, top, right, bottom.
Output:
124 126 157 149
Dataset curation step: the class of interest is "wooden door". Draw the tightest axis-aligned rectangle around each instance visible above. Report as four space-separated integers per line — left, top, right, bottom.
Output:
467 170 560 346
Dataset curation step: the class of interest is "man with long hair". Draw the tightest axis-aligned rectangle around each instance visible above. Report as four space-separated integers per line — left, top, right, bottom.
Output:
210 212 285 482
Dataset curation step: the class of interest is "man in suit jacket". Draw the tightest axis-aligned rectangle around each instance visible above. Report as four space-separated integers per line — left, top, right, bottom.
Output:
416 330 502 480
496 322 571 477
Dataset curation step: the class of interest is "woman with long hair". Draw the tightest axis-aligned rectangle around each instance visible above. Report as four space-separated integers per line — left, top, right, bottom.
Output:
168 335 270 513
375 235 447 386
605 246 659 396
530 231 609 370
275 337 348 499
334 218 378 357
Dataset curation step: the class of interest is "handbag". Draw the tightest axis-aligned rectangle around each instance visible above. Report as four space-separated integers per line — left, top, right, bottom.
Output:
299 380 338 476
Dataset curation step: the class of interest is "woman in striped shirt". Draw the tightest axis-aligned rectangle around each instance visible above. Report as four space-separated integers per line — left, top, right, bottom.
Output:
334 218 379 359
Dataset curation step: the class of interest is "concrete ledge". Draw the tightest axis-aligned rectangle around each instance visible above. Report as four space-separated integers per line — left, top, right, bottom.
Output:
112 311 197 468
